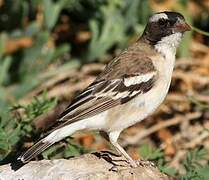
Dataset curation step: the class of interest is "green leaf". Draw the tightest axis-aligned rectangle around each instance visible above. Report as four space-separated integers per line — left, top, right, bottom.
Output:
25 22 40 36
138 144 164 160
159 165 177 177
0 33 8 56
65 143 81 157
42 145 58 159
0 127 10 151
197 166 209 179
183 148 209 171
43 0 68 30
52 44 70 61
0 56 12 86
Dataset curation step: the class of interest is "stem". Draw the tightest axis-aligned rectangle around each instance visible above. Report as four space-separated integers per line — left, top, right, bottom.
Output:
191 26 209 37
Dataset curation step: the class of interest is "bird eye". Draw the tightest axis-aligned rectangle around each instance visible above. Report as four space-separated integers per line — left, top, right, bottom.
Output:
158 19 169 26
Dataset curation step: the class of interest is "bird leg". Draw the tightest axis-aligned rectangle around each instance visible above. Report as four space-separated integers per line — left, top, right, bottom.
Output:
109 131 138 168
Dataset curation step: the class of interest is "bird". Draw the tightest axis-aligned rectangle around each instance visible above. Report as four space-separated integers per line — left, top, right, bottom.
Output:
18 11 191 167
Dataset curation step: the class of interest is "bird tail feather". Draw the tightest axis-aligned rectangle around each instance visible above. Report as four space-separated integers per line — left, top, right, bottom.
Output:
18 140 52 163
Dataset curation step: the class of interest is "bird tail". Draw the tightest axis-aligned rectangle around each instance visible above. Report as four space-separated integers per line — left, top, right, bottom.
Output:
18 119 85 163
18 140 53 163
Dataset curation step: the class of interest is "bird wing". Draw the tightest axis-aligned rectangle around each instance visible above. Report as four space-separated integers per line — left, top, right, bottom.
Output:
59 72 156 122
55 45 158 128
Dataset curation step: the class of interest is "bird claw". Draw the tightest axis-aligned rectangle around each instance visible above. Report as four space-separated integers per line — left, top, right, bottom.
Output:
93 151 130 171
109 165 120 172
109 161 130 172
134 160 156 167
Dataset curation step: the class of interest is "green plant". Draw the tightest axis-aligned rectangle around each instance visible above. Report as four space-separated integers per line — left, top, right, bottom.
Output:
139 145 209 179
87 0 151 61
180 147 209 180
42 140 90 160
0 92 57 161
138 144 177 176
0 0 71 117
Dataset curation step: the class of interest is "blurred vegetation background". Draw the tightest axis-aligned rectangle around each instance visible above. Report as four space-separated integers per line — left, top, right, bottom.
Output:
0 0 209 179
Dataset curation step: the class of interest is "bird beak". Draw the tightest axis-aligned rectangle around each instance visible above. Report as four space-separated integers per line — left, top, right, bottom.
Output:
174 19 191 33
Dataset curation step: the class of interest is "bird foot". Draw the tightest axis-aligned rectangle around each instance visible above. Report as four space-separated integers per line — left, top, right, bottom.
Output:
93 151 155 171
93 151 130 171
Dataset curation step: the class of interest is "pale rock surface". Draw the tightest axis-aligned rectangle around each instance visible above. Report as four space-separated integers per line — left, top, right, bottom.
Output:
0 152 170 180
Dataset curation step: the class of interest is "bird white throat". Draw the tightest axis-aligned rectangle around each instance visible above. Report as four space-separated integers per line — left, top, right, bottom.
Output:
154 32 182 61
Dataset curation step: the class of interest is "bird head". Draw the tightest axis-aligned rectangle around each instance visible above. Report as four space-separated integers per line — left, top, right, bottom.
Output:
141 11 191 46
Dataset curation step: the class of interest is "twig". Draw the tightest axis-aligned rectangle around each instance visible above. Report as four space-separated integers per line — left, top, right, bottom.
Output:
184 121 209 149
122 112 201 146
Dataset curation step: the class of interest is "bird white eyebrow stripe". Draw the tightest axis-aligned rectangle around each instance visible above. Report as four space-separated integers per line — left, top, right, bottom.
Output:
123 72 156 87
150 13 168 22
